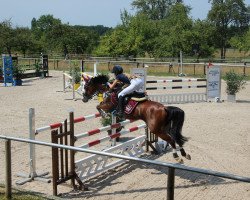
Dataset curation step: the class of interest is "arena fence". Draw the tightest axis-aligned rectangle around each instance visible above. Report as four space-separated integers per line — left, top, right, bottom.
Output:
1 135 250 200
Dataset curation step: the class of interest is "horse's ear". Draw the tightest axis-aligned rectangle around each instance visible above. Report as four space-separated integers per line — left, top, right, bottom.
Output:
82 74 90 82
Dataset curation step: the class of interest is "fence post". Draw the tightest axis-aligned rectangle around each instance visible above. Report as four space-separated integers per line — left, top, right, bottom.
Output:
204 63 206 75
5 139 12 200
69 111 76 187
243 62 246 76
63 72 66 92
111 114 117 146
167 167 175 200
16 108 50 185
94 62 97 76
29 108 36 178
145 126 149 152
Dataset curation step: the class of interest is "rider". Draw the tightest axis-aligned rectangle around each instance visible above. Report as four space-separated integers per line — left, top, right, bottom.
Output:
107 65 144 117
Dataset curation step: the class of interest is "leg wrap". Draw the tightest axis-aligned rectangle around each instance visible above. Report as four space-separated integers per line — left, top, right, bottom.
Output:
180 148 186 157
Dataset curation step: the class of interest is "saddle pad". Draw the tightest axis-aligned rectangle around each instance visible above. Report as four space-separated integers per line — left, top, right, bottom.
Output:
125 100 139 114
131 96 148 102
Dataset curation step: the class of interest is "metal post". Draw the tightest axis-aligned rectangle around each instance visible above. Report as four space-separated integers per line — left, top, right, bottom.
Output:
5 139 12 200
111 114 117 146
145 126 149 152
81 60 84 72
69 112 75 187
29 108 36 177
16 108 50 185
167 167 175 200
179 51 185 76
94 62 97 76
40 53 44 78
72 65 75 100
63 72 66 92
243 62 246 76
180 51 183 74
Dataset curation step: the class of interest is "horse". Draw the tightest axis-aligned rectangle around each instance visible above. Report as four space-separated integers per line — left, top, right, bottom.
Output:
82 74 191 163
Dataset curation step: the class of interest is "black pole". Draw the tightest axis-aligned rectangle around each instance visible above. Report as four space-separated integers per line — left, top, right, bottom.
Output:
167 167 175 200
5 139 12 199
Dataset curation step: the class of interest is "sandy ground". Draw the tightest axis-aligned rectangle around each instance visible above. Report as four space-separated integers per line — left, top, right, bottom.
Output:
0 70 250 200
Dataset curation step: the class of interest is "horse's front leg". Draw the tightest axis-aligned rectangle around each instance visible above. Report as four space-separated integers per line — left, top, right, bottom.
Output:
96 105 109 118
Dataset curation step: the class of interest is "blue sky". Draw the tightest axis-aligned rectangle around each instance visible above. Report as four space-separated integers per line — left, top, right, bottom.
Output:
0 0 249 28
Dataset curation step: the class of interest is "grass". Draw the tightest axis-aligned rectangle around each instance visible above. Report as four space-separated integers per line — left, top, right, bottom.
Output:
0 184 58 200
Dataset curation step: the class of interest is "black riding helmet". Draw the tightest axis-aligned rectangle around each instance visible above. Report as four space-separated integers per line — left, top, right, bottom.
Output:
111 65 123 75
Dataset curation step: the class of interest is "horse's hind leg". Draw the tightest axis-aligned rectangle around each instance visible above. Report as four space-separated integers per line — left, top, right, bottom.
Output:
179 147 191 160
158 133 184 164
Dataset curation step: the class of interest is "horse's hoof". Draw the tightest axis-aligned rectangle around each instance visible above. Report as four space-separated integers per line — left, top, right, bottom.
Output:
175 157 184 164
185 154 191 160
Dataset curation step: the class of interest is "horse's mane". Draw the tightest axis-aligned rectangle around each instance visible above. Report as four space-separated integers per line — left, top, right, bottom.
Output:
90 74 109 85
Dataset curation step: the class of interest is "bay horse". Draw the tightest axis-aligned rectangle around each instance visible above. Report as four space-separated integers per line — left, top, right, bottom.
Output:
82 74 191 163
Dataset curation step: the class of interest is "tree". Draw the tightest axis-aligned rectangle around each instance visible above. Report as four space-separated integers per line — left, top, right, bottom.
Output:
208 0 250 59
0 20 14 55
189 20 217 59
132 0 177 20
31 15 62 52
31 15 62 34
230 27 250 53
14 27 35 57
153 3 192 57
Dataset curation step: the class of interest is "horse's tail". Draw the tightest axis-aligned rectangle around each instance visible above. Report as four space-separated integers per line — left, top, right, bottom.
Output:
165 106 188 146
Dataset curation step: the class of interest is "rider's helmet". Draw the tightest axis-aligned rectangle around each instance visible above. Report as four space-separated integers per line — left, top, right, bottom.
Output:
111 65 123 76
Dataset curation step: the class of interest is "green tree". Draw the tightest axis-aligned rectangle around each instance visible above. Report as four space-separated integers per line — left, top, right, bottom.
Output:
230 27 250 52
0 20 14 55
14 27 35 57
132 0 177 20
189 20 216 59
31 15 62 35
31 15 62 52
95 26 128 57
208 0 250 59
95 12 157 57
153 3 192 57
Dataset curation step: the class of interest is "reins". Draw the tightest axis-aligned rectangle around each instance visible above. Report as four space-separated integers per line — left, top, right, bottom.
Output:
84 82 109 101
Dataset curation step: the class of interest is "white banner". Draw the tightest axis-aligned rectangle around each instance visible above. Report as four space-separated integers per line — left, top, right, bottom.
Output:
130 68 147 92
207 66 221 99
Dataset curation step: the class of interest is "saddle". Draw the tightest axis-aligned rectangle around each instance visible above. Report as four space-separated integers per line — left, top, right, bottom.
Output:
111 91 148 114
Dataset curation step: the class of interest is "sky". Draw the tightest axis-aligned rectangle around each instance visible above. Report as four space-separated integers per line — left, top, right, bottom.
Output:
0 0 249 28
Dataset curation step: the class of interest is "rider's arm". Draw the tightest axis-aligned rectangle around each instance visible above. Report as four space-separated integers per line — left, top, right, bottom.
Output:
108 79 119 89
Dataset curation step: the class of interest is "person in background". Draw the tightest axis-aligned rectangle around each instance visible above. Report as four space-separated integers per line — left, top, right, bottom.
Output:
107 65 144 117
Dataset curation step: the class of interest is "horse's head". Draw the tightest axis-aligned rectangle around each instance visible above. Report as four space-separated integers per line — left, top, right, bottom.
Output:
82 74 109 102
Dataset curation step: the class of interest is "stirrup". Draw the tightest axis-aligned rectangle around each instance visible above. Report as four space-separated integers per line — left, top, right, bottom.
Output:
116 111 124 118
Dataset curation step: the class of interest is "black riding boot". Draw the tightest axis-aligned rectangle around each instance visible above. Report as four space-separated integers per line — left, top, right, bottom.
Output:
116 96 125 118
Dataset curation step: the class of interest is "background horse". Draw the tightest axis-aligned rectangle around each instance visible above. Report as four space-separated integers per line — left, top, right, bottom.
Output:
82 74 191 163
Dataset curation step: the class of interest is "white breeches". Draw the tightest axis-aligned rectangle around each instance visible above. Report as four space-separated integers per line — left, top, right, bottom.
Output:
118 78 144 98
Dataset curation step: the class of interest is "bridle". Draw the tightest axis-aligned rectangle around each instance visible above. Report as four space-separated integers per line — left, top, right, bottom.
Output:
82 80 109 101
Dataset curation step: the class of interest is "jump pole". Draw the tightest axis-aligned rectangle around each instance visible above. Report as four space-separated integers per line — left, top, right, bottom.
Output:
16 108 50 185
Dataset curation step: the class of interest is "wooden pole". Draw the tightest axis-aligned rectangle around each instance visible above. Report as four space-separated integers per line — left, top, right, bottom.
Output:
51 130 59 196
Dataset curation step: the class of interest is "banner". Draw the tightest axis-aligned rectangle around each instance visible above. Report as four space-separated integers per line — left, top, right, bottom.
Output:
207 66 221 99
130 68 147 92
